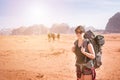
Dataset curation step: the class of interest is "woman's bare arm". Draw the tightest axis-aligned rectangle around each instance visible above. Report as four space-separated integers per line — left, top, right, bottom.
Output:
81 43 95 59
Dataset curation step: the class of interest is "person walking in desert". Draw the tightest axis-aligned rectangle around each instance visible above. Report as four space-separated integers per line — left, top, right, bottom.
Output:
72 25 96 80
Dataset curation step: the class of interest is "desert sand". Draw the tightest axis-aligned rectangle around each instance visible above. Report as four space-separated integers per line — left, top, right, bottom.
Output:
0 34 120 80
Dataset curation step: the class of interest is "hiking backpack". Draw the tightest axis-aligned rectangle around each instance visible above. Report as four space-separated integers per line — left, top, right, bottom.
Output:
84 30 105 69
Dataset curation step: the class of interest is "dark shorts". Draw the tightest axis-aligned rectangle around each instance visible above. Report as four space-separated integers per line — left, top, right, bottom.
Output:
76 64 96 80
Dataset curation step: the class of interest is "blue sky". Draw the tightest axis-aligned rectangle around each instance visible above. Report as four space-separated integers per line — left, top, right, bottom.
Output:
0 0 120 29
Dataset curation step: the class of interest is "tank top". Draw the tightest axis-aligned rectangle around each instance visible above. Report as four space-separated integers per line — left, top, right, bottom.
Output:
74 40 90 64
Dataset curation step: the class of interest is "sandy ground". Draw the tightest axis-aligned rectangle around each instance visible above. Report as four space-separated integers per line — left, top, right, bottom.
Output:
0 34 120 80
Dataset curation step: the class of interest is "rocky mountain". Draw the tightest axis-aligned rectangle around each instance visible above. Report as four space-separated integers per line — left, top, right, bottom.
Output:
105 12 120 33
11 26 27 35
0 28 13 35
50 23 70 34
11 24 48 35
85 26 96 31
0 23 104 35
23 24 48 35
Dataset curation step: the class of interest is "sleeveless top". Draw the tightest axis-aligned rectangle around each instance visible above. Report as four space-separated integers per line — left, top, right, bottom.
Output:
74 39 90 64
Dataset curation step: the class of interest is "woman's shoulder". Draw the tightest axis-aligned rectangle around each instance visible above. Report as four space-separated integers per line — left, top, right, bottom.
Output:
74 40 78 46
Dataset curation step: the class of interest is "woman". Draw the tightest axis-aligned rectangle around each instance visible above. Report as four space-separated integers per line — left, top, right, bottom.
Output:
72 25 96 80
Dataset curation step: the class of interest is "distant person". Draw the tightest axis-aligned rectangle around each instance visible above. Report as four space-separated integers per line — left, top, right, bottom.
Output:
72 25 96 80
48 33 51 42
51 33 55 41
57 33 60 40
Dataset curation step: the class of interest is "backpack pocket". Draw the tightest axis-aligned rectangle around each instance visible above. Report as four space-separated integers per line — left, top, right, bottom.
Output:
84 60 94 69
94 52 102 68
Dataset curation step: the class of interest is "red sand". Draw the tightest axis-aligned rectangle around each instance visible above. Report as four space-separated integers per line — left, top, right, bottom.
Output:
0 34 120 80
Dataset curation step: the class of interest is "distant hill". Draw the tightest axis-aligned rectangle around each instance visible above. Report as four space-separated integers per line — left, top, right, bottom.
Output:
50 23 70 34
11 26 27 35
85 26 96 31
0 23 105 35
105 12 120 33
23 24 48 35
11 25 48 35
0 28 12 35
11 23 72 35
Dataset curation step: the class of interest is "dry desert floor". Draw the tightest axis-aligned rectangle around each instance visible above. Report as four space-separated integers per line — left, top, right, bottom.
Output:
0 34 120 80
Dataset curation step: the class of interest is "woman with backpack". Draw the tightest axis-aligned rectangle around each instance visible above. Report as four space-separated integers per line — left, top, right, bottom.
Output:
72 25 96 80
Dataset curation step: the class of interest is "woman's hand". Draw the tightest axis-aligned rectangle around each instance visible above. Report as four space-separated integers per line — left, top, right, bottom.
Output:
81 47 86 54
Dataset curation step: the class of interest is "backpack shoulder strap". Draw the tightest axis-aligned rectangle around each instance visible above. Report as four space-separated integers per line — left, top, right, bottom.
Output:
82 39 91 63
82 39 89 49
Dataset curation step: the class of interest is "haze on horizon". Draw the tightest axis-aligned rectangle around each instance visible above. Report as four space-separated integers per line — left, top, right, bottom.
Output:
0 0 120 29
